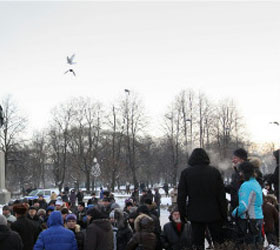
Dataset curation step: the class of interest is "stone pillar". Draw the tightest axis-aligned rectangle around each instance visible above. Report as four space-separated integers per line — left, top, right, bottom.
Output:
0 151 11 204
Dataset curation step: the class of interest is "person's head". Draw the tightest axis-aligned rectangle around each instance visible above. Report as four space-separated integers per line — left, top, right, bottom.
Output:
103 191 110 198
232 148 248 166
37 208 46 218
91 192 96 198
170 207 181 223
2 205 11 216
137 205 150 216
86 206 107 223
28 206 37 218
13 204 28 218
46 206 55 216
55 200 63 210
0 215 7 226
66 214 77 229
249 157 262 169
273 149 279 165
188 148 210 166
61 208 69 221
78 202 85 211
101 198 111 207
33 201 40 209
38 195 44 201
239 161 254 181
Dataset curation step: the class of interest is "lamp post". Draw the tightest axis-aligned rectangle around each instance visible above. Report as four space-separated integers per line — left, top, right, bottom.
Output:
0 104 11 204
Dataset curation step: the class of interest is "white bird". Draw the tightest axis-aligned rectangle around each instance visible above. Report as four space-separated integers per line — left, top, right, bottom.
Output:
67 54 76 65
64 69 76 77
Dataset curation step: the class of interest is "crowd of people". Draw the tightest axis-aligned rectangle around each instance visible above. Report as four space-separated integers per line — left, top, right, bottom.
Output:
0 148 279 250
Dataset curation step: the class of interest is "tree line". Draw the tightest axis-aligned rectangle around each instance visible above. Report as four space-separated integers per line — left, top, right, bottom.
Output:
0 89 251 193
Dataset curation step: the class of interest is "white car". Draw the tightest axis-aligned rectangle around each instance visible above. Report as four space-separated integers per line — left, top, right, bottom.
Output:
24 188 59 203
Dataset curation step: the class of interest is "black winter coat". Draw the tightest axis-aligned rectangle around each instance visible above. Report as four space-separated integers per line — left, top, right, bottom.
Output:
11 216 38 250
84 219 114 250
178 155 227 223
0 225 23 250
116 225 133 250
160 221 192 250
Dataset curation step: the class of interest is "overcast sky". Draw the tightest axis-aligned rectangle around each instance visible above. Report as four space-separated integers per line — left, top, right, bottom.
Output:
0 1 279 145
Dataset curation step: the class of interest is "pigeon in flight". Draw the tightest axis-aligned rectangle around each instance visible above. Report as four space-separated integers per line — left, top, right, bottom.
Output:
124 89 130 94
64 69 76 77
270 121 280 126
67 54 77 65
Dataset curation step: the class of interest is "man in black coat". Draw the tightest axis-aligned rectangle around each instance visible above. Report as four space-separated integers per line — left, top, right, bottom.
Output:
0 214 23 250
11 204 38 250
177 148 227 250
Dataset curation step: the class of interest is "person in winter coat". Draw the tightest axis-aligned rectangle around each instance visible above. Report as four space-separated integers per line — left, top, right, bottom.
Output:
126 213 157 250
38 195 48 210
69 190 77 207
154 188 161 217
110 208 133 250
271 149 279 200
263 195 279 245
232 161 264 247
226 148 248 213
65 214 84 250
160 207 192 250
249 157 264 187
84 206 114 250
0 214 23 250
2 205 16 227
33 211 78 250
177 148 227 249
75 202 87 229
11 204 38 250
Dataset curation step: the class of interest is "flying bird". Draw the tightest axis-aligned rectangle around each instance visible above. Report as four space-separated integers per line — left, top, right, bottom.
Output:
64 69 76 77
270 121 280 126
67 54 77 65
124 89 130 94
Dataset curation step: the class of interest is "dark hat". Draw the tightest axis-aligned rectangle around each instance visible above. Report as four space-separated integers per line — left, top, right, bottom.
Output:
28 206 36 210
233 148 248 161
13 204 28 215
46 206 55 213
78 202 85 207
66 213 77 222
2 205 10 211
137 205 149 215
61 208 69 215
86 207 107 220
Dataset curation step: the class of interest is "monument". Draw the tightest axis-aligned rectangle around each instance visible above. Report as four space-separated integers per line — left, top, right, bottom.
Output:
0 104 11 204
0 151 11 204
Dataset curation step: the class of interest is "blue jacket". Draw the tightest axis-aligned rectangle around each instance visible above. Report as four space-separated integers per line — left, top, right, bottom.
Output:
34 211 78 250
232 178 264 219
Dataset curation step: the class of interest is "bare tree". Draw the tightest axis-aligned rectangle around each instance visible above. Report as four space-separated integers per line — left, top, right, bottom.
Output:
122 91 146 187
48 101 75 191
0 95 27 177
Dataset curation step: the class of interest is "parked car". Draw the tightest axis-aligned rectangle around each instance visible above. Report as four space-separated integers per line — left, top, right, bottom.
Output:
24 188 59 203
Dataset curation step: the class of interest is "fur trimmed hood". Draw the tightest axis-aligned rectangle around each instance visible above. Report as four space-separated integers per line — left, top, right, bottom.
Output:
134 214 154 233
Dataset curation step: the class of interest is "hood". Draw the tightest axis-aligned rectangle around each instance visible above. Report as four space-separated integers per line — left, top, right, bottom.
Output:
0 225 11 241
134 214 154 233
92 219 112 232
47 211 63 227
188 148 210 166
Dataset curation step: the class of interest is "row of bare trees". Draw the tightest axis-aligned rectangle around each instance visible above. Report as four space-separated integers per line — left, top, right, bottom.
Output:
0 90 249 193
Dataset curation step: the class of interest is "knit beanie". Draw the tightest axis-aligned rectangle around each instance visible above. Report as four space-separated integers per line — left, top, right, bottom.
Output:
0 215 7 226
233 148 248 161
66 213 77 222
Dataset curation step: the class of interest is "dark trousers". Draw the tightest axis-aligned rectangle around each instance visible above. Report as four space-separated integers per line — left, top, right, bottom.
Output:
191 221 224 250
